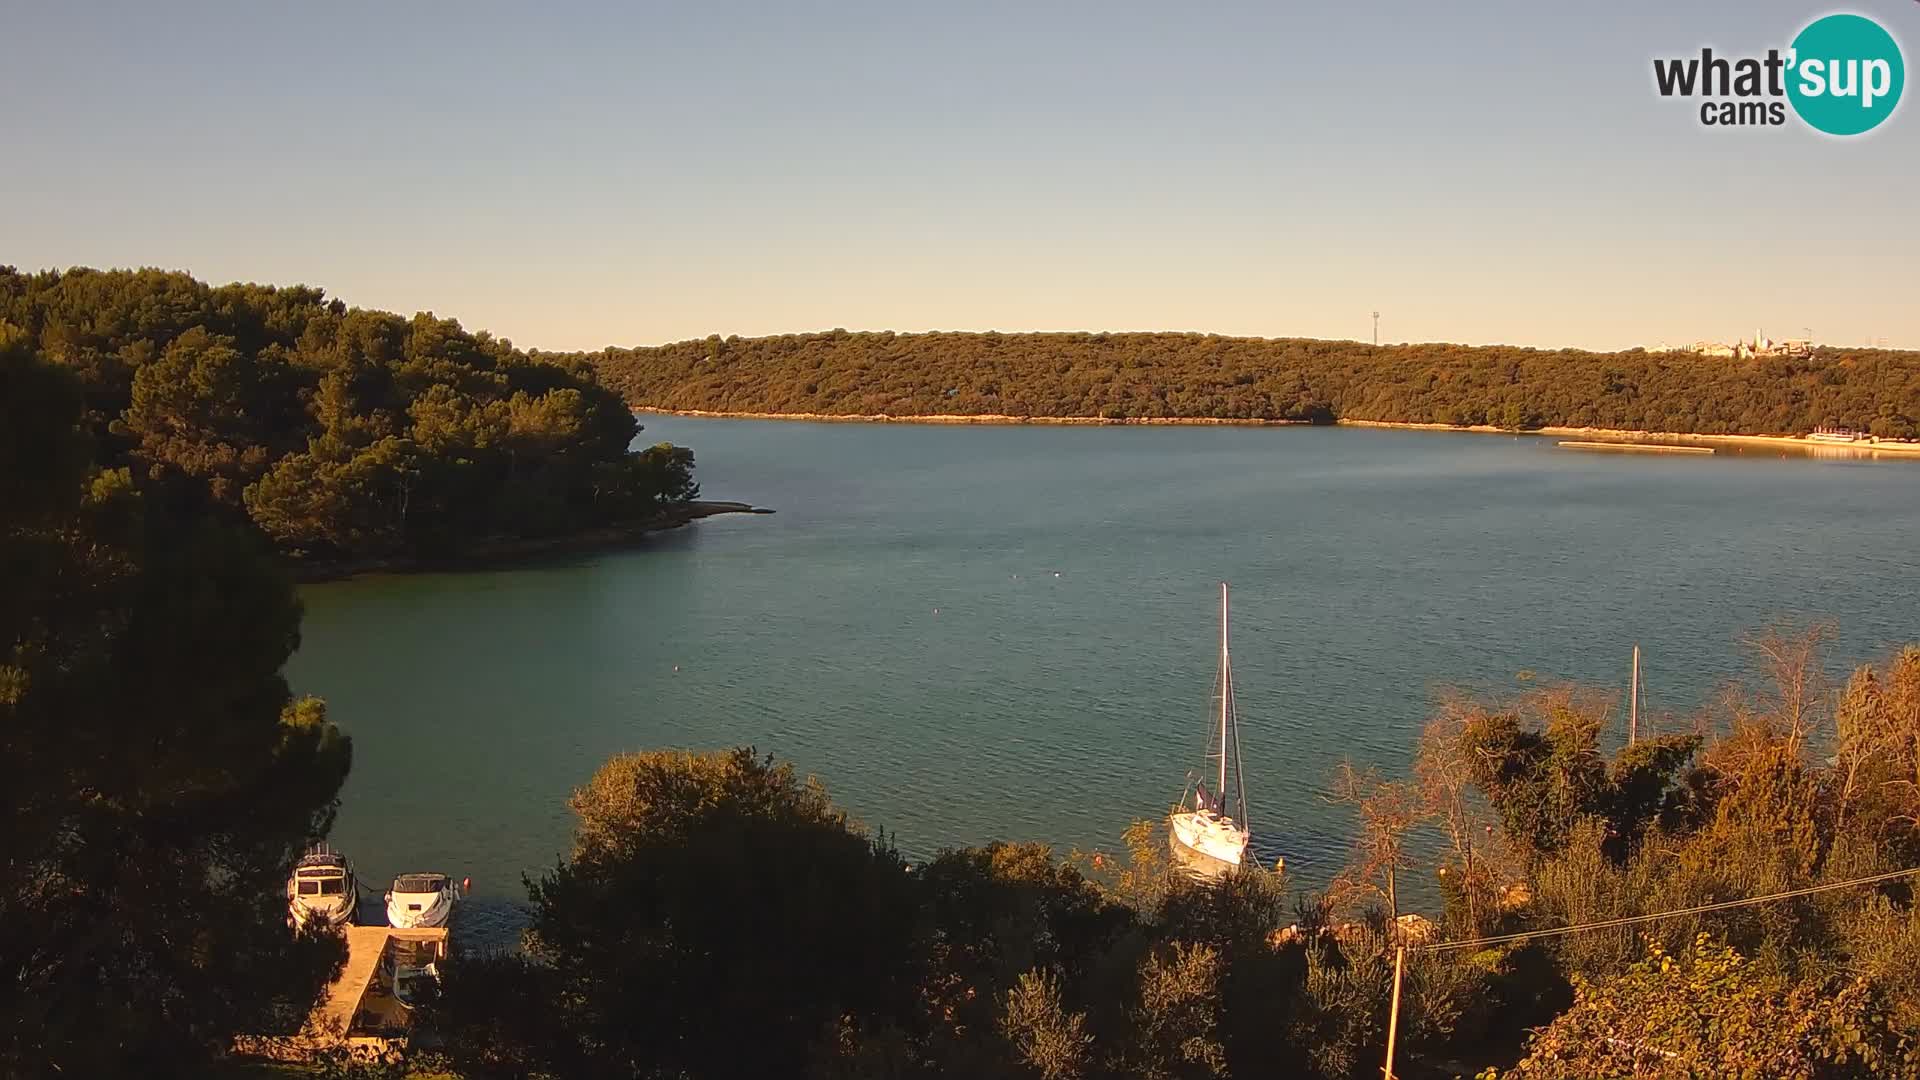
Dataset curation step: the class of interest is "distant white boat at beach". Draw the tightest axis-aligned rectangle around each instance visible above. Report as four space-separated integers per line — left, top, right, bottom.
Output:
1809 426 1867 444
1168 583 1253 871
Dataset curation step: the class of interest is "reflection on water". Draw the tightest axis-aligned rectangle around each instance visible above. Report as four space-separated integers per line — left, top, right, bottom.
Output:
445 896 534 952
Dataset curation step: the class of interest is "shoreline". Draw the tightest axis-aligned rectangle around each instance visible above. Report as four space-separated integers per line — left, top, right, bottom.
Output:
636 408 1920 456
638 407 1310 427
1341 418 1920 454
290 501 772 584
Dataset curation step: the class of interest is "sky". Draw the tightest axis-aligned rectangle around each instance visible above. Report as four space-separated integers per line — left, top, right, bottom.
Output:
2 0 1916 352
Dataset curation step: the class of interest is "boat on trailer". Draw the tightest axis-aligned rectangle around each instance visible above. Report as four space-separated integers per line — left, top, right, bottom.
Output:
385 872 464 929
287 845 358 929
1168 583 1254 872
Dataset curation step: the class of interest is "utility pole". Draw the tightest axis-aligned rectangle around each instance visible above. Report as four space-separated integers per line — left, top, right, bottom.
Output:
1383 945 1406 1079
1372 311 1381 347
1465 832 1477 934
1629 644 1640 746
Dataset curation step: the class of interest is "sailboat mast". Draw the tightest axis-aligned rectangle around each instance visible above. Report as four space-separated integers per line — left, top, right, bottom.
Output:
1219 583 1229 794
1629 644 1640 746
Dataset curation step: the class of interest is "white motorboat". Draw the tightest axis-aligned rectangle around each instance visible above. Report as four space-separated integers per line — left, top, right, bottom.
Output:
287 845 358 929
1809 426 1866 444
385 872 464 929
1168 583 1253 872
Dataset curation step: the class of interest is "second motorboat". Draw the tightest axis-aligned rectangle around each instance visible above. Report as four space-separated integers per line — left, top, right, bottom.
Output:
385 871 465 929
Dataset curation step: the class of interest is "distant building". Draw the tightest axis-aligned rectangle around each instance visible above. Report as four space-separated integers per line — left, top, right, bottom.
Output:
1662 329 1813 360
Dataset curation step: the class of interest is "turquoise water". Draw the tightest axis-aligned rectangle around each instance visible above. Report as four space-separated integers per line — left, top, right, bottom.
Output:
290 420 1920 935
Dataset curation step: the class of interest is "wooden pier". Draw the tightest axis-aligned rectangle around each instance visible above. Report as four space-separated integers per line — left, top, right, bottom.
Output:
235 925 450 1061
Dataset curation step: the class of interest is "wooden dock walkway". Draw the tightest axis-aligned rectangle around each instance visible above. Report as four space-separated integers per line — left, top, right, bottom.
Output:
236 925 450 1061
316 926 399 1037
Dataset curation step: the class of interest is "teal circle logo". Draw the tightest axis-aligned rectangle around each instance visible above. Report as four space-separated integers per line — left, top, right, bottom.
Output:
1787 14 1904 135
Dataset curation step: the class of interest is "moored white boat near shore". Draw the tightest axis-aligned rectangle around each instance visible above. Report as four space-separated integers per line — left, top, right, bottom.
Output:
1168 583 1255 873
287 845 358 930
385 872 464 929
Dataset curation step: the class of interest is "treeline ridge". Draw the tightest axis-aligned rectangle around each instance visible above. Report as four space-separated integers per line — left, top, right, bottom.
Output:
578 330 1920 437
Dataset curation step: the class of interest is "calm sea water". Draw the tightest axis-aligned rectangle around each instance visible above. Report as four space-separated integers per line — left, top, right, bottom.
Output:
290 420 1920 939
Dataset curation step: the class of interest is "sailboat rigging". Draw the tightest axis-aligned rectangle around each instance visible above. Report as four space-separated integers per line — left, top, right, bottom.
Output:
1169 583 1253 870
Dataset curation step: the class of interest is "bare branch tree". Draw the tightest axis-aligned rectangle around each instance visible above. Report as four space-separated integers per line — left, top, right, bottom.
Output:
1742 622 1836 757
1416 694 1508 934
1324 762 1427 923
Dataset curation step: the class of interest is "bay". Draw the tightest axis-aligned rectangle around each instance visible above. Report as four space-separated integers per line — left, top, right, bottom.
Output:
289 419 1920 939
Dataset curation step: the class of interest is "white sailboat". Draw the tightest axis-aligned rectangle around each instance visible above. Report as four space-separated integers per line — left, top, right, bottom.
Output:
1169 583 1252 870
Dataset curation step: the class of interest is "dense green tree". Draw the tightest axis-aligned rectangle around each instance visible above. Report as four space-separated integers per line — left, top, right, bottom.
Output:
916 842 1130 1069
1449 689 1701 863
0 266 698 567
1125 942 1227 1080
121 327 286 498
432 749 920 1080
1488 936 1918 1079
0 334 352 1076
1003 969 1095 1080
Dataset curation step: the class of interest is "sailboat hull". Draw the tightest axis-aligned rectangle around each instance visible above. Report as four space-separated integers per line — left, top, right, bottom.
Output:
1169 810 1248 869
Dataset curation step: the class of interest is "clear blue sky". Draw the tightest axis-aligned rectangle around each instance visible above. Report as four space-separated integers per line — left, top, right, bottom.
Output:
3 0 1915 351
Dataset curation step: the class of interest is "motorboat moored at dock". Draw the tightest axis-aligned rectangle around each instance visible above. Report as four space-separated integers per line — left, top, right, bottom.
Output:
384 872 465 929
288 845 358 930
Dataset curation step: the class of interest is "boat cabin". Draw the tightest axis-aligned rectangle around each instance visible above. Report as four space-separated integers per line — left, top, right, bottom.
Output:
391 873 448 901
293 867 350 900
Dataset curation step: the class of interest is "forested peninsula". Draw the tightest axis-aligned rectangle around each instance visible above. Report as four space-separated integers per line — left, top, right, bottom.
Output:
579 330 1920 438
0 267 701 576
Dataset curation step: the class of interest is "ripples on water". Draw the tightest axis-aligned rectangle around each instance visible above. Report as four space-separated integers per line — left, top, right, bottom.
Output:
291 421 1920 948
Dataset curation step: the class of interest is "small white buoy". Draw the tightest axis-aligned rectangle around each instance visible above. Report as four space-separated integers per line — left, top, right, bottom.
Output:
933 608 940 615
1053 571 1061 578
672 665 680 672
